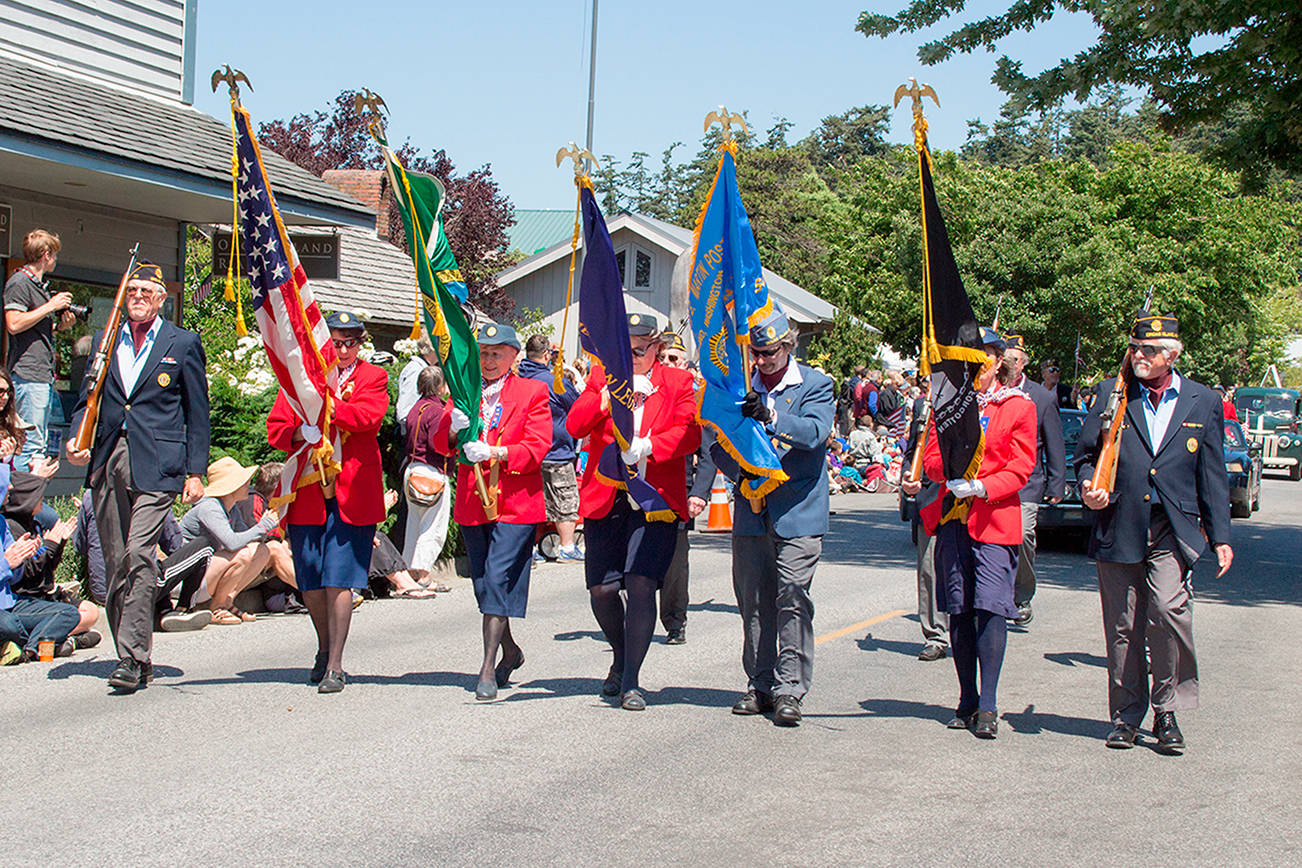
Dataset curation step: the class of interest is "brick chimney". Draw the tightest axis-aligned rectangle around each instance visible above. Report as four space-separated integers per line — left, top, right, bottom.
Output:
321 170 391 240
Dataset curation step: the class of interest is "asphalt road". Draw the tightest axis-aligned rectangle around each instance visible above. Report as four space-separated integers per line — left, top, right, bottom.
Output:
3 480 1300 866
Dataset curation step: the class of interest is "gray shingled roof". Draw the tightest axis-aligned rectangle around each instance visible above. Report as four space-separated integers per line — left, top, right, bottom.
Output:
0 54 373 225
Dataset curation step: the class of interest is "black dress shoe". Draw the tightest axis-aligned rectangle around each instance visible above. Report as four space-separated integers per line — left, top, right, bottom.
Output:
600 664 621 697
108 658 142 691
495 648 524 688
1153 711 1185 754
318 669 346 694
918 643 947 661
731 690 775 715
773 695 802 726
309 651 328 685
973 710 998 739
475 678 498 701
947 709 977 730
665 628 686 645
621 689 646 711
1106 723 1138 749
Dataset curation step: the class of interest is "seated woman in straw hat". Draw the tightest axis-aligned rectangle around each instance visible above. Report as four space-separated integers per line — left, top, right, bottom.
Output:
178 456 281 626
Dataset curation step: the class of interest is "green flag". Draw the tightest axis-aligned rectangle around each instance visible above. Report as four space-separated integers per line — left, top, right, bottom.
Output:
381 142 483 448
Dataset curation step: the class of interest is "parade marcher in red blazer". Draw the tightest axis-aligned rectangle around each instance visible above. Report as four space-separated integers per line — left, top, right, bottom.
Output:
566 314 701 710
434 322 551 701
267 311 388 694
921 326 1036 738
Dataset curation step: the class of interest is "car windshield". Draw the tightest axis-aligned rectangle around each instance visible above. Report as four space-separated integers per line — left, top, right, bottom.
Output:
1238 395 1295 415
1061 411 1086 452
1224 422 1246 448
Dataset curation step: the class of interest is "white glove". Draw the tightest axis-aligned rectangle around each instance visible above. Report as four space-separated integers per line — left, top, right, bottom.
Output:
620 436 653 465
946 478 987 499
299 423 322 445
462 440 495 463
448 406 471 433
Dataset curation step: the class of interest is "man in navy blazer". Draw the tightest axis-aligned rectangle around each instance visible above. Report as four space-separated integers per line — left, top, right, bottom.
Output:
67 261 209 692
711 310 835 726
1003 334 1066 626
1076 313 1231 753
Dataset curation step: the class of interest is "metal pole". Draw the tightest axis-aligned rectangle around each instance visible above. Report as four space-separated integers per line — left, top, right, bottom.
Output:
584 0 599 173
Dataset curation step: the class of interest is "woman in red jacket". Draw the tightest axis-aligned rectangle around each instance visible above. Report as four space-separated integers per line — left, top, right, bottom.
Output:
266 311 389 694
921 327 1036 738
566 315 701 710
434 323 551 701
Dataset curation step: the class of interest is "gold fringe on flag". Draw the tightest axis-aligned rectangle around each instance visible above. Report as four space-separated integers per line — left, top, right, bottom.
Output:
226 99 248 337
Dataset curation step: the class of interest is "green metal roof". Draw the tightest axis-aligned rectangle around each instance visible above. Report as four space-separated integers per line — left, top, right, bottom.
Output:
507 209 577 256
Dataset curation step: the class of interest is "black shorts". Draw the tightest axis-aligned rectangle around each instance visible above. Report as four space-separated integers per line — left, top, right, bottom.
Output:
584 497 679 589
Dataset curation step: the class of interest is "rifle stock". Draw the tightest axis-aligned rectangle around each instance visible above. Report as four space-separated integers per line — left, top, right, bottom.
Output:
1089 350 1132 495
71 244 139 453
905 401 931 484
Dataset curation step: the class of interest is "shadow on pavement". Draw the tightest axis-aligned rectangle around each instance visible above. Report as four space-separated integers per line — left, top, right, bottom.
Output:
552 630 606 643
856 632 927 658
687 597 739 615
495 676 736 709
1043 651 1107 668
1001 703 1103 739
47 659 183 681
855 697 955 724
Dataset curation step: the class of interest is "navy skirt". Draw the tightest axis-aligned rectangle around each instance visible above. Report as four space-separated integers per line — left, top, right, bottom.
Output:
287 498 374 592
462 521 536 618
934 520 1018 618
584 497 679 589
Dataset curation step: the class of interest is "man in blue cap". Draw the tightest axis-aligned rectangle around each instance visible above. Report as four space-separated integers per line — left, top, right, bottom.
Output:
711 309 835 726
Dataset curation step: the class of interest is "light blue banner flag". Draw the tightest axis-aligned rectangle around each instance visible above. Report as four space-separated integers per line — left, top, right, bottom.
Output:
688 145 788 505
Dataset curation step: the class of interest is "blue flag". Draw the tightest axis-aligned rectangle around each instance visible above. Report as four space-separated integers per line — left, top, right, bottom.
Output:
576 183 676 522
688 147 788 505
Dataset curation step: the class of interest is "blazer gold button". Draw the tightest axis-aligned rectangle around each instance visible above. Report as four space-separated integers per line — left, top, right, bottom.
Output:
124 403 131 411
1143 493 1151 501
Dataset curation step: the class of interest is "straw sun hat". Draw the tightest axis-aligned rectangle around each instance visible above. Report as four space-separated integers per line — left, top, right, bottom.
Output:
204 456 258 498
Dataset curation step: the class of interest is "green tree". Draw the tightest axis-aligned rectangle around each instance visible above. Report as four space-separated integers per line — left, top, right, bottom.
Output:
858 1 1302 175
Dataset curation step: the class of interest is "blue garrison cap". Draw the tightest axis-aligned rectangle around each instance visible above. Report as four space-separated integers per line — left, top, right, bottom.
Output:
326 310 366 332
626 313 659 336
477 322 521 350
979 325 1006 352
749 309 792 348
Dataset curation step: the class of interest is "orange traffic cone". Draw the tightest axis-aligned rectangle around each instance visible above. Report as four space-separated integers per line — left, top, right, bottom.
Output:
703 471 732 533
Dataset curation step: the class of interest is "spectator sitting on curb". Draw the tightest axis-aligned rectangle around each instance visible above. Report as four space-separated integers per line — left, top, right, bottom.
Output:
179 457 281 625
373 488 436 599
236 461 300 611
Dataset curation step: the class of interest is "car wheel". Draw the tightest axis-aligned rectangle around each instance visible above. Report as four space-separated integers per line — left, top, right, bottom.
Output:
1291 463 1302 482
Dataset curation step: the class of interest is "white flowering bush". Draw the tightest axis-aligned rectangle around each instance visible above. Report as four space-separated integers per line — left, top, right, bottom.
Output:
209 332 278 396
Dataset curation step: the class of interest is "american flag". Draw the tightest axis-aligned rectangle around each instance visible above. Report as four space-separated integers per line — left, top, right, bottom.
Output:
231 104 339 508
191 270 212 306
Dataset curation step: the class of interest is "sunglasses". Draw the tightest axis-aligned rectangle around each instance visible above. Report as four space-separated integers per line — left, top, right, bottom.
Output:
753 345 785 359
333 337 362 349
664 353 684 363
1129 343 1164 357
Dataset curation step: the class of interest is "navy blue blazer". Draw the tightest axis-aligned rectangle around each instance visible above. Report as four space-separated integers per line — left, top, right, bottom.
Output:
1017 377 1067 503
71 319 210 494
1074 374 1230 564
711 363 836 538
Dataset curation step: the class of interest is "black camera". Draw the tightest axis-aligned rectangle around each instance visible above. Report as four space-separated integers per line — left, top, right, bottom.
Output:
67 303 91 322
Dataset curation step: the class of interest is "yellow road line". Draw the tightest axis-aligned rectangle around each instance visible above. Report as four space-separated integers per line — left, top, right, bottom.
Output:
815 609 910 646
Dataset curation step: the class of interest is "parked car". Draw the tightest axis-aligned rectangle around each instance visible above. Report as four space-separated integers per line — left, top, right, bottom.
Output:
1039 408 1091 531
1235 387 1302 480
1223 419 1263 517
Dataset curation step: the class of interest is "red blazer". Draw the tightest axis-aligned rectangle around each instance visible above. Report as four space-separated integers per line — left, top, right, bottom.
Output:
923 389 1036 544
434 372 552 526
566 361 701 521
267 360 390 527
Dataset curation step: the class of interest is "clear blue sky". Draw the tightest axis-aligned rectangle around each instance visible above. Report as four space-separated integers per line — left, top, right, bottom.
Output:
193 1 1101 210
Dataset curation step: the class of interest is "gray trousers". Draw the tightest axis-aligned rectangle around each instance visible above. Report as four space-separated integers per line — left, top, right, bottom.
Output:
92 438 176 664
915 527 947 645
659 524 689 632
1014 500 1037 605
1096 512 1198 727
732 527 821 700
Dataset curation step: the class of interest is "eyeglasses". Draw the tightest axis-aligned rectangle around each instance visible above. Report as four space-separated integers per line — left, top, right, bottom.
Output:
333 337 362 349
664 353 684 363
1129 343 1164 357
753 345 785 359
126 287 162 297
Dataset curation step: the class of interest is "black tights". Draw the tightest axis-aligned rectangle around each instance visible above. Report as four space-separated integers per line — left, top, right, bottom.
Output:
589 574 658 693
949 609 1008 713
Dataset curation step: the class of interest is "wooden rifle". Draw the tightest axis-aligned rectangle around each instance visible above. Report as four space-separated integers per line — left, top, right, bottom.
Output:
70 244 140 453
1089 286 1154 495
905 399 931 485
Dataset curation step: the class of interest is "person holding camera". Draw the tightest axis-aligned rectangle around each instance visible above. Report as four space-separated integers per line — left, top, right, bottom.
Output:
4 230 76 472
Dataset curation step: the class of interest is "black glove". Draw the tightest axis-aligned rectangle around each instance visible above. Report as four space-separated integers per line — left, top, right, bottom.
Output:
740 390 772 424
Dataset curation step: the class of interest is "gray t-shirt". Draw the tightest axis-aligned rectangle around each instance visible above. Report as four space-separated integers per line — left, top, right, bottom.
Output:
3 270 55 382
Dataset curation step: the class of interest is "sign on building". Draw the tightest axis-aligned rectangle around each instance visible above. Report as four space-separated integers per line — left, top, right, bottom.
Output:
213 231 340 280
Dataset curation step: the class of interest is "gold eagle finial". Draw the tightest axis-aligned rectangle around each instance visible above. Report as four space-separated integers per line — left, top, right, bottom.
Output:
893 78 939 135
704 105 747 145
556 142 599 177
210 65 252 105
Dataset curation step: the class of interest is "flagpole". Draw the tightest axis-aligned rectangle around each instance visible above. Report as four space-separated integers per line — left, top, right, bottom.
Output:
584 0 599 176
